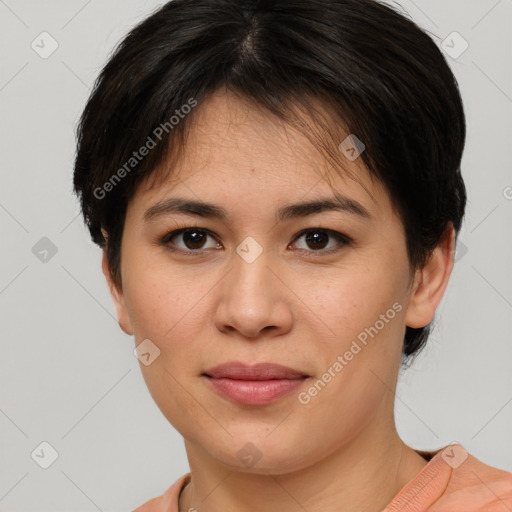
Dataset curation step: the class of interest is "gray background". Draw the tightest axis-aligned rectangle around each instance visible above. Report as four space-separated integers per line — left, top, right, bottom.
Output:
1 0 511 510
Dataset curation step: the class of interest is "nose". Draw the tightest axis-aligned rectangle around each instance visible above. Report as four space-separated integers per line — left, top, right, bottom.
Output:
214 244 293 339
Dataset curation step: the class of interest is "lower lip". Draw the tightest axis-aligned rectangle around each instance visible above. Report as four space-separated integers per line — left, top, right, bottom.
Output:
204 376 307 405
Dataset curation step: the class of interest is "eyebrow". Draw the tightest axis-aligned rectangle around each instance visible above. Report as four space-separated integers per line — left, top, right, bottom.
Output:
143 194 372 224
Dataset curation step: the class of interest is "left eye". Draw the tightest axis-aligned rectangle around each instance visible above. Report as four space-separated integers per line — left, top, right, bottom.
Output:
161 228 351 254
292 228 351 253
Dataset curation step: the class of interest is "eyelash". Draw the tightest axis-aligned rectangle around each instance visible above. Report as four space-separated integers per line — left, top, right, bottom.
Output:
159 225 353 257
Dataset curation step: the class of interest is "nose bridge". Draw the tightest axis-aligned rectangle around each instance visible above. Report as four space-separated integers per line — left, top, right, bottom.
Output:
215 235 292 337
231 235 274 303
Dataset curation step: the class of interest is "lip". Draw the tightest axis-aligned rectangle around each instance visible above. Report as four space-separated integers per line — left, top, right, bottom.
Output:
202 361 309 406
204 361 308 380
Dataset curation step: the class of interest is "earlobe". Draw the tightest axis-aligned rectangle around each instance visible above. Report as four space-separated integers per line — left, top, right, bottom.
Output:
101 248 134 336
404 224 456 329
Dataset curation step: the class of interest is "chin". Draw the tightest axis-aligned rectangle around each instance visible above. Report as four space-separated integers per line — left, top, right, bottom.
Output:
205 434 318 475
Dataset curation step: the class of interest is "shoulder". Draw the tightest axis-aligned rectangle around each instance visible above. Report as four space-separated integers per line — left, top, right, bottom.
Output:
132 473 191 512
383 443 512 512
132 494 164 512
431 447 512 511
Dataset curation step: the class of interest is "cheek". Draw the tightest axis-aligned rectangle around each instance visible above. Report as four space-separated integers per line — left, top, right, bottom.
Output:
121 263 212 431
122 252 201 338
309 263 402 338
303 256 408 394
122 258 219 389
298 271 405 431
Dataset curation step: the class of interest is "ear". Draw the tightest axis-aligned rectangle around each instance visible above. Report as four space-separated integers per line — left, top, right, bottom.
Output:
101 246 134 336
404 224 456 329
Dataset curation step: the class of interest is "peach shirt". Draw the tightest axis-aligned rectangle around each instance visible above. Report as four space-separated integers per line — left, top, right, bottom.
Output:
133 443 512 511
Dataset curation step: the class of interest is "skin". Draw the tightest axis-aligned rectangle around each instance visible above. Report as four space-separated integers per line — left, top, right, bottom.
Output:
102 89 455 512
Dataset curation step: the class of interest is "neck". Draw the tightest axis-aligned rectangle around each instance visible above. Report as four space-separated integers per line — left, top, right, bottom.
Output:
179 417 428 512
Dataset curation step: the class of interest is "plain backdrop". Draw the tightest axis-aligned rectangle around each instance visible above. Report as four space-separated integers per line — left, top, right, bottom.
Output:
1 0 511 510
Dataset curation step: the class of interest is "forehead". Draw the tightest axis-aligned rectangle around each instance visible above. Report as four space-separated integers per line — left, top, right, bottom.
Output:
131 89 391 220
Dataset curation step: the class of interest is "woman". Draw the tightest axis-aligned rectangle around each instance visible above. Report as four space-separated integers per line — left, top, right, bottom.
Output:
72 0 512 510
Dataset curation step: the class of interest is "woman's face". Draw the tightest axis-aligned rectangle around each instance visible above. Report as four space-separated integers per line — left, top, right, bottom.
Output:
105 90 440 474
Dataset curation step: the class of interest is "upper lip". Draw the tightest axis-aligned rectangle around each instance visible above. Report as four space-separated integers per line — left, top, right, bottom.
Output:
203 362 308 380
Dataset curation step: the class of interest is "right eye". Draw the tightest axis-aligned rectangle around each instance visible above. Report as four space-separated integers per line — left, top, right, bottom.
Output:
161 228 222 254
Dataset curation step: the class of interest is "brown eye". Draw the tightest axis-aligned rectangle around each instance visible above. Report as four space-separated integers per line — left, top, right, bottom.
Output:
304 231 329 250
162 228 220 252
291 229 351 254
180 229 208 250
161 226 351 257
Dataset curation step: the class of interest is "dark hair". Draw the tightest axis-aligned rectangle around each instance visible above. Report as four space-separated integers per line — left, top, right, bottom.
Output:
73 0 466 366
